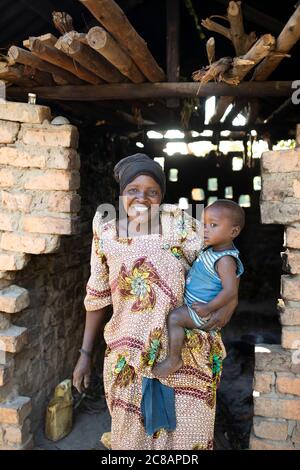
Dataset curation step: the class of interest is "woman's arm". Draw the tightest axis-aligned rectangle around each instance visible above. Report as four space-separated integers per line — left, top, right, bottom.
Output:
192 256 239 317
73 307 111 393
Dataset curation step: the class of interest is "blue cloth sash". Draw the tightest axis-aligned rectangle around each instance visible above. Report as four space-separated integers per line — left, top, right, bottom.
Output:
141 377 176 436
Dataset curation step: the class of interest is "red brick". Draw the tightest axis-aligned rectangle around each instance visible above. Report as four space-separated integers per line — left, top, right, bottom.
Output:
286 226 300 249
0 168 17 188
0 285 30 313
249 433 295 450
281 327 300 349
253 371 274 393
0 232 60 254
0 120 20 143
281 275 300 301
47 192 81 213
282 250 300 274
1 191 33 213
276 373 300 396
253 417 288 441
0 325 28 353
22 215 78 235
0 251 29 271
21 124 79 148
279 301 300 326
262 148 300 173
24 169 80 191
0 212 19 231
254 396 300 420
0 397 31 425
260 201 300 225
0 102 51 124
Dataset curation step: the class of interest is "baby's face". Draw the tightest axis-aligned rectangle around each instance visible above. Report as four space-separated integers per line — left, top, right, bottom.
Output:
203 206 236 246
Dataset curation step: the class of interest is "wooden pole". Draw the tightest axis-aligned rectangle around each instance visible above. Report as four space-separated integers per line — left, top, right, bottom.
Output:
23 33 58 49
0 64 38 87
210 34 275 123
8 46 84 85
28 38 102 85
86 26 144 83
79 0 165 82
55 33 125 83
227 1 257 55
252 6 300 80
166 0 180 108
7 81 293 101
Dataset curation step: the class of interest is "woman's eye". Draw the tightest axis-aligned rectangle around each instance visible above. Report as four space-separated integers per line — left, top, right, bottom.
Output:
128 188 137 194
148 190 158 197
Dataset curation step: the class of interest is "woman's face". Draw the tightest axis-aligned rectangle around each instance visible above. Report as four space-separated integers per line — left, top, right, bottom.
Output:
121 174 162 222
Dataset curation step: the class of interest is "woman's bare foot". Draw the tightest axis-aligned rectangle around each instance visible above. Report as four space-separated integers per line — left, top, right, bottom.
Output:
152 358 183 378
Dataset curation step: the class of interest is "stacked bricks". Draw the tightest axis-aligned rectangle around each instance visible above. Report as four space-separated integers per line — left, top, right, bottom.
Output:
0 101 81 450
250 125 300 450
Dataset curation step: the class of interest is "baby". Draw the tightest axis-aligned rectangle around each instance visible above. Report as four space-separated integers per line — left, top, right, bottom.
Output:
153 199 245 378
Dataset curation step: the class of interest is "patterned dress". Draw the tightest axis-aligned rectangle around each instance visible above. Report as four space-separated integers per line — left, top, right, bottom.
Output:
84 204 226 450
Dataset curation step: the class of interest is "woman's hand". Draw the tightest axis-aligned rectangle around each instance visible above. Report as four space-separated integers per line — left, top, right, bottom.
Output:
191 302 210 318
73 354 92 393
200 297 238 331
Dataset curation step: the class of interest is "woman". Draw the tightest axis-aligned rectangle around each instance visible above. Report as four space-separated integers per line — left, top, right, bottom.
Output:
73 153 238 450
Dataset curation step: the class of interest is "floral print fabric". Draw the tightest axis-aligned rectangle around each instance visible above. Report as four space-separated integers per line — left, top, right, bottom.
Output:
84 204 226 450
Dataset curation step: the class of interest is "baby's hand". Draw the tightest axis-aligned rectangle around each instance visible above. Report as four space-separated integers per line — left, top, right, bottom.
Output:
191 302 210 317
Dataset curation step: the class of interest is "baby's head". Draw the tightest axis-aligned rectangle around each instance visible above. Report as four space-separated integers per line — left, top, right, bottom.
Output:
203 199 245 247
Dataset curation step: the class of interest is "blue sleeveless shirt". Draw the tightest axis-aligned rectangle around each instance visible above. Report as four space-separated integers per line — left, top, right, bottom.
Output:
184 244 244 306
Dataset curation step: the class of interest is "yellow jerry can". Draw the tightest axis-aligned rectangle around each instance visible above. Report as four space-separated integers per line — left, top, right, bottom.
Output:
45 379 73 441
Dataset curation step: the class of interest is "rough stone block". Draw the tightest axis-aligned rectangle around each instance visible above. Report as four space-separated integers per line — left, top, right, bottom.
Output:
0 364 10 386
0 285 29 313
261 172 300 202
292 421 300 443
0 102 51 124
3 418 31 445
0 121 20 143
279 301 300 326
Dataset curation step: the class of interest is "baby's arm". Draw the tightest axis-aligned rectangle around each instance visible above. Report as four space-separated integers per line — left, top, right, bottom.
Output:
192 256 239 317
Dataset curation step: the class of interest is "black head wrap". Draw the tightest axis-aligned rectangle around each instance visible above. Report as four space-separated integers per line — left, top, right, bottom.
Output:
113 153 166 198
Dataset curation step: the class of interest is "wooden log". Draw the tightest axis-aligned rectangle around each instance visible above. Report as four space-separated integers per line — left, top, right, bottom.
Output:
86 27 144 83
6 81 293 102
79 0 165 82
28 38 102 85
166 0 180 108
227 1 256 55
0 63 37 87
23 65 55 86
8 46 84 85
23 33 58 49
252 6 300 80
55 32 125 83
201 17 231 40
210 34 275 123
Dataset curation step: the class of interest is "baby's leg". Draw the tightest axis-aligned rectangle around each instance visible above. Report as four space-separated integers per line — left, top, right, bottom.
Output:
153 305 196 378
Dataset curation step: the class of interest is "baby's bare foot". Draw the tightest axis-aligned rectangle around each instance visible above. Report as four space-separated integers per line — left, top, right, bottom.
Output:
153 358 183 378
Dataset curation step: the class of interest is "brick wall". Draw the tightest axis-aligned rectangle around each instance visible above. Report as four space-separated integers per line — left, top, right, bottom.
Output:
0 101 81 449
250 124 300 450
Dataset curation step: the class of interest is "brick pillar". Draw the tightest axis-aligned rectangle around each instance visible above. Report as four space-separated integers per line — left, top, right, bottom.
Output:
250 125 300 450
0 101 80 450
